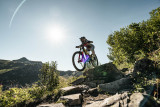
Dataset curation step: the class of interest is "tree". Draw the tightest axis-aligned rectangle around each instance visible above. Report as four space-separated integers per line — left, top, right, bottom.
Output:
107 7 160 66
39 61 59 91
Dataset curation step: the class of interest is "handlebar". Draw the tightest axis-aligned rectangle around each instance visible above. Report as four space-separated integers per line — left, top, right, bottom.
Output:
75 45 84 48
76 46 80 48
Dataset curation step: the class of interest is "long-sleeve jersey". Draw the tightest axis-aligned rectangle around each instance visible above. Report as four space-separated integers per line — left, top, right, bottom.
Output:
81 39 92 46
81 39 93 49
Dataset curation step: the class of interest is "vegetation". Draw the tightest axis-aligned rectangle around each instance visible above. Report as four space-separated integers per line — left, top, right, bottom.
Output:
0 61 69 107
0 69 13 74
0 83 46 107
106 7 160 100
39 61 59 91
107 7 160 67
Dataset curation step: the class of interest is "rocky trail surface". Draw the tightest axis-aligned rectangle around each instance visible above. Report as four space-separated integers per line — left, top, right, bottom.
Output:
37 59 160 107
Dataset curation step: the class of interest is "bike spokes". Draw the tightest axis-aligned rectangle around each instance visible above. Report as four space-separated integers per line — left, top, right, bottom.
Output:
72 51 86 71
91 55 98 67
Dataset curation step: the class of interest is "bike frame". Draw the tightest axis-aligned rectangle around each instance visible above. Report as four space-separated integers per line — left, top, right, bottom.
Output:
78 46 90 63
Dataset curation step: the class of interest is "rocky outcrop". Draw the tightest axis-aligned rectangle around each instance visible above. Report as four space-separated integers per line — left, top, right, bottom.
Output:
84 63 124 83
85 92 159 107
37 59 160 107
76 63 125 89
98 77 133 94
85 92 128 107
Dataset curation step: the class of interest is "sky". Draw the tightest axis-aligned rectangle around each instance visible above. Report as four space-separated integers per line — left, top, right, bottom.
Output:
0 0 160 71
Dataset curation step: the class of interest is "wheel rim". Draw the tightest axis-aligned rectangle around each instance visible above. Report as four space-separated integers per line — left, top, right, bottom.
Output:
91 56 98 67
73 53 85 70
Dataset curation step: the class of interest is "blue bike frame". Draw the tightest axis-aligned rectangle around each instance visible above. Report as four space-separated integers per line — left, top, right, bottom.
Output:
78 51 90 64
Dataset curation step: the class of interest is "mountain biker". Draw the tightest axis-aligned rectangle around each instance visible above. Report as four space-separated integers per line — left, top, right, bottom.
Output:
76 37 96 59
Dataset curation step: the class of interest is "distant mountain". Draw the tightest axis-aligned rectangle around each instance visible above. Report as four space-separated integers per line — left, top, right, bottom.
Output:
14 57 29 62
58 70 82 77
0 57 82 90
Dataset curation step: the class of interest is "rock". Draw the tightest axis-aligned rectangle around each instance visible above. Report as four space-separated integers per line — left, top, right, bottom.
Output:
71 77 85 85
120 97 129 107
100 92 128 106
85 101 102 107
85 92 128 107
85 92 159 107
128 93 144 107
121 68 128 72
128 93 159 107
60 86 78 95
76 85 90 91
60 93 82 106
110 101 119 107
92 80 105 85
98 77 132 93
84 63 124 83
85 82 97 88
37 103 65 107
133 58 156 77
87 88 98 96
60 85 89 96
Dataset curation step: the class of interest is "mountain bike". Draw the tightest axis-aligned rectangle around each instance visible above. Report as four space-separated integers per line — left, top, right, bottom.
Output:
72 45 98 71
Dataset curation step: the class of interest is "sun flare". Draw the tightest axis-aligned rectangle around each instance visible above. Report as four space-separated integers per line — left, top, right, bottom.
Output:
45 25 66 43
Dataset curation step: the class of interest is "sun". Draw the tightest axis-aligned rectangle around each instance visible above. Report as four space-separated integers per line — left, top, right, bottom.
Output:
45 25 66 43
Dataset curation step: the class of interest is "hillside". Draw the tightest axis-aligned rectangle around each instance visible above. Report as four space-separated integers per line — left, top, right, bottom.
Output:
0 57 43 90
0 57 82 90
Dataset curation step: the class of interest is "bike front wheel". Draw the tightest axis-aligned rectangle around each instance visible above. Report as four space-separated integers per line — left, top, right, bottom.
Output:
72 51 86 71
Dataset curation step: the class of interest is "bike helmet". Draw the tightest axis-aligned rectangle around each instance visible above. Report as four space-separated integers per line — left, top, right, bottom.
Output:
80 36 86 40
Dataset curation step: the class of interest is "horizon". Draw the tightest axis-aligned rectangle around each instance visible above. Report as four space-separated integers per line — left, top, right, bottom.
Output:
0 0 160 71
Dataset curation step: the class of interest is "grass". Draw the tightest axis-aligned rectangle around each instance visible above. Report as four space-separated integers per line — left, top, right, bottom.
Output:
0 83 49 107
0 75 79 107
0 69 13 74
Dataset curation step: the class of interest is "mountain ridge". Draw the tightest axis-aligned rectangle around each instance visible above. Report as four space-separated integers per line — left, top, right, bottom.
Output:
0 57 81 90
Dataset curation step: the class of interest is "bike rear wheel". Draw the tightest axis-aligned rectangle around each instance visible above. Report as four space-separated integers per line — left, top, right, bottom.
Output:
91 55 99 67
72 51 86 71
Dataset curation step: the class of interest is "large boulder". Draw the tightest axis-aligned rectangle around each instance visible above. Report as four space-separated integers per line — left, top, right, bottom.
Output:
84 62 124 83
98 77 132 94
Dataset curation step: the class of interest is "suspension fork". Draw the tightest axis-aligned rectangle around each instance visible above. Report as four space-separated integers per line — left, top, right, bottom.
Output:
78 51 84 62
